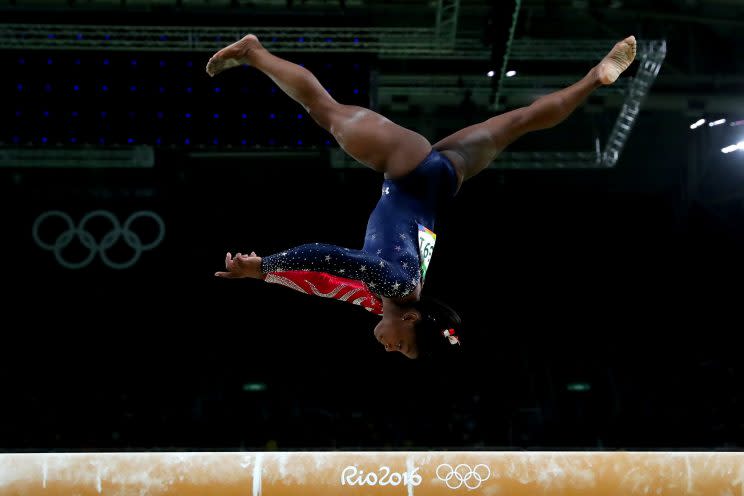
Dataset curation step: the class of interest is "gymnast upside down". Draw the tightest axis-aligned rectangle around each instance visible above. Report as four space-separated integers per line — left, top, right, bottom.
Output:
208 34 637 359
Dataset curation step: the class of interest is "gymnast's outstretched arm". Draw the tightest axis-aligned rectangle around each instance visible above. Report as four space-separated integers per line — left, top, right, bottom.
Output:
215 244 418 312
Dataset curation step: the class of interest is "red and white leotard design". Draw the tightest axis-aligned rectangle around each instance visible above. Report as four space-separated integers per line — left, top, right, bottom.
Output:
263 270 383 315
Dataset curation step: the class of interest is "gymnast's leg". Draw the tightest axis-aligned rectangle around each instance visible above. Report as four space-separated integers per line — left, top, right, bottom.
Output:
206 35 431 178
432 36 637 187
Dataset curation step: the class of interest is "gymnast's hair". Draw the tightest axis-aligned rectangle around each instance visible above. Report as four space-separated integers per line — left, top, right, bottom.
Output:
411 296 463 360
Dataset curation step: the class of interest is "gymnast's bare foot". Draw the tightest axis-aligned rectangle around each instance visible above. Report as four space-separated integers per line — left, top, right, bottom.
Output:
206 34 263 77
597 35 637 85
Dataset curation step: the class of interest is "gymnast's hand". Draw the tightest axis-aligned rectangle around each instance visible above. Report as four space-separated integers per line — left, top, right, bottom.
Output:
215 252 263 279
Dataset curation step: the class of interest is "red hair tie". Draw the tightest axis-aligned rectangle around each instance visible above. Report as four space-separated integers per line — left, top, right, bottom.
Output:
442 328 460 346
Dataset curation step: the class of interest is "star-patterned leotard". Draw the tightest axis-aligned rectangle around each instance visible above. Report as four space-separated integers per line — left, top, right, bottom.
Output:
260 149 458 314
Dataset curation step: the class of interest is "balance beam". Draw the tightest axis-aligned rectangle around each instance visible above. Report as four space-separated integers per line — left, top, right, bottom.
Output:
1 451 741 495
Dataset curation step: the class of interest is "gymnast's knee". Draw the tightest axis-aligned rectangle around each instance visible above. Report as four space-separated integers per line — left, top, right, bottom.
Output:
305 96 340 131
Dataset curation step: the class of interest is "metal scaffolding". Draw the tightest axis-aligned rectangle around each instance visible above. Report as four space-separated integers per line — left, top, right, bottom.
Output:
329 147 603 170
492 0 521 108
602 39 666 167
435 0 460 47
0 23 490 59
508 38 631 61
0 145 154 168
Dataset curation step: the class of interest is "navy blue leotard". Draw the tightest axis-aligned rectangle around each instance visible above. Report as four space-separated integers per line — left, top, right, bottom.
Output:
260 149 458 310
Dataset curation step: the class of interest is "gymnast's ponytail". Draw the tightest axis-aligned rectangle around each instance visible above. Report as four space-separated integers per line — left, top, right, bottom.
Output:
411 296 463 360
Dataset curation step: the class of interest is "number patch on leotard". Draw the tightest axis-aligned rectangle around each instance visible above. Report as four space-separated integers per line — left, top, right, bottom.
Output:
418 224 437 281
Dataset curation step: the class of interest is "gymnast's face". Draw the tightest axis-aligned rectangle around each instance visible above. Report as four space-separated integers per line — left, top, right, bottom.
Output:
373 312 420 359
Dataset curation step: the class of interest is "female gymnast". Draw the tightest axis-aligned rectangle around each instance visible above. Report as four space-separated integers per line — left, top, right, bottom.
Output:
209 34 637 359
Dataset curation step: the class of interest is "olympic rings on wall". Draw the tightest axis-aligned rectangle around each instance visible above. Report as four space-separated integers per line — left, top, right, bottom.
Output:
32 210 165 269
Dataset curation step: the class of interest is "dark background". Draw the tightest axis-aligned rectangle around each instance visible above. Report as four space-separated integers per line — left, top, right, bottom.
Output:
1 0 744 451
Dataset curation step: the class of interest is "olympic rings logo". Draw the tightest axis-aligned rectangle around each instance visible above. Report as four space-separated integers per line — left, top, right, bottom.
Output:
436 463 491 490
32 210 165 269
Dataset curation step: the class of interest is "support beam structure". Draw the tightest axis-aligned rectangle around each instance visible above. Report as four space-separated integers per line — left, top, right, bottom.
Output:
492 0 521 108
2 451 744 496
0 24 490 59
602 39 666 166
434 0 460 47
0 145 154 168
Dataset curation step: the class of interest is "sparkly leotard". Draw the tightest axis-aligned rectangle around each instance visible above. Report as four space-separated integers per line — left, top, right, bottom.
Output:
260 149 457 314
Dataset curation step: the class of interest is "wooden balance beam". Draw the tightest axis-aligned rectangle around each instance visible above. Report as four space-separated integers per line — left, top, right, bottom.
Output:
1 451 742 495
